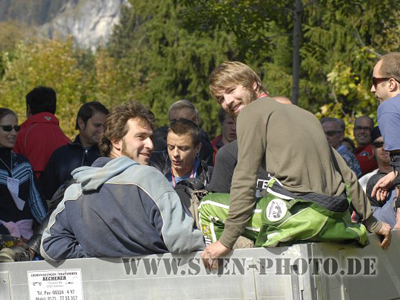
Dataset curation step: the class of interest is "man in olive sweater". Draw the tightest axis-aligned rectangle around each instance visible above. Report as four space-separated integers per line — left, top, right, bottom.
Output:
201 61 391 269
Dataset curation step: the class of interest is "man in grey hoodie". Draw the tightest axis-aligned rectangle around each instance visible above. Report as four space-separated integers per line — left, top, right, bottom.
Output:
40 100 205 260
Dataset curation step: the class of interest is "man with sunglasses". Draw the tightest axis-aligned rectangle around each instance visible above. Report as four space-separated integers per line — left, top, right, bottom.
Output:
367 127 398 227
354 116 378 176
371 53 400 230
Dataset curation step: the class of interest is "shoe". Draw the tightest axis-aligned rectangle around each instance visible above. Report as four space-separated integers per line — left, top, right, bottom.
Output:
0 243 30 262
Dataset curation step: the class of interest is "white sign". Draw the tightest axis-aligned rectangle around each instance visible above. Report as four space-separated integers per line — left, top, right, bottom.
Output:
27 269 84 300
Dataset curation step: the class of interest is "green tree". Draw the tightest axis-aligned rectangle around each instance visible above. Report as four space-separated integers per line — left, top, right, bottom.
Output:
108 0 238 135
0 38 94 137
302 0 400 111
0 20 37 78
182 0 400 130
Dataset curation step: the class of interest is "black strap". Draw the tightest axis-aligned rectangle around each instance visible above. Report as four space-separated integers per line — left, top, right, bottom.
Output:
271 184 349 212
394 186 400 208
390 153 400 174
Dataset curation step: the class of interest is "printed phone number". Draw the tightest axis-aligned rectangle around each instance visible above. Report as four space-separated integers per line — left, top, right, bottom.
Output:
35 296 78 300
35 289 77 300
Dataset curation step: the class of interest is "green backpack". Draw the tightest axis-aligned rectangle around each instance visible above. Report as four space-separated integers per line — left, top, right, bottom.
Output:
198 190 368 247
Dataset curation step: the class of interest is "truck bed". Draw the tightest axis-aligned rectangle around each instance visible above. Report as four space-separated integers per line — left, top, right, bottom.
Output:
1 231 400 300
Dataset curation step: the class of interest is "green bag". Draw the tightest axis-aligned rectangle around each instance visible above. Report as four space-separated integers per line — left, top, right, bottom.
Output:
198 192 368 247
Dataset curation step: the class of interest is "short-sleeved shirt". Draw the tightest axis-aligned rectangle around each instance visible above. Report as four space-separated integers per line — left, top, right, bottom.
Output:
377 94 400 151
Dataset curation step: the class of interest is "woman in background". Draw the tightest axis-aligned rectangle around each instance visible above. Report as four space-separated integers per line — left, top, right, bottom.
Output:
0 108 47 240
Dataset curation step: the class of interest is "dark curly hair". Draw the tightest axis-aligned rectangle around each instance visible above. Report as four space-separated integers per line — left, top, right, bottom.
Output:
99 100 155 157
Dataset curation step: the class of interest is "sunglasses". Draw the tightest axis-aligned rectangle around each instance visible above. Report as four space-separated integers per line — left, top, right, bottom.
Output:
0 125 20 132
372 77 390 87
372 141 384 148
372 76 400 87
324 130 342 137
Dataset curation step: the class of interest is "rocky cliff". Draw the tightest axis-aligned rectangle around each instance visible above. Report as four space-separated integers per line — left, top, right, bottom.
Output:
0 0 129 51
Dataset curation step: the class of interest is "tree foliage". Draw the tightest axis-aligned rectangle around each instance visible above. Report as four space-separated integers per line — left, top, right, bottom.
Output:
1 0 400 139
0 39 126 138
181 0 400 130
0 39 86 137
306 0 400 133
108 0 239 134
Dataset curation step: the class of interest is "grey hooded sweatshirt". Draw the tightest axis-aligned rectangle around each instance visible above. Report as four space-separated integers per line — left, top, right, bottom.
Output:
40 156 205 261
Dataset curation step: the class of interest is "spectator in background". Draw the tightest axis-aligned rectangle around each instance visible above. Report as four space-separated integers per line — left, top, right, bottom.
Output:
320 117 362 177
152 100 213 165
211 108 237 164
13 87 70 178
0 108 47 240
366 127 397 227
39 102 109 201
150 119 212 189
40 100 204 261
354 116 378 176
342 137 356 153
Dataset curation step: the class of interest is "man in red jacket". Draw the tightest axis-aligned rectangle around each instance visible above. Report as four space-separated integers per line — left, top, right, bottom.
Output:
14 86 70 178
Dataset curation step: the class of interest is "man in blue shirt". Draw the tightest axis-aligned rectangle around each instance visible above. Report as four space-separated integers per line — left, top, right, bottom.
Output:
371 52 400 230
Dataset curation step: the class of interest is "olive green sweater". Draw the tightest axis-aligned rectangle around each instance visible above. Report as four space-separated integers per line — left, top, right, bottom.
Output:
219 97 381 249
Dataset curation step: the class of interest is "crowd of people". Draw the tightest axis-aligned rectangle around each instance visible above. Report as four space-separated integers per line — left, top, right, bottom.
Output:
1 53 400 268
